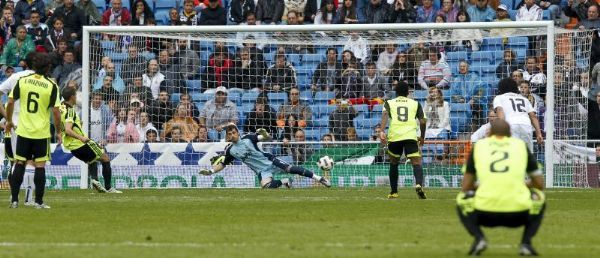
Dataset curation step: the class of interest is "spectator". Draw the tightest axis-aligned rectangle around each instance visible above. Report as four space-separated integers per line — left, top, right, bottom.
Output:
470 110 497 142
45 0 64 17
451 10 482 51
526 0 561 23
101 0 131 26
130 0 154 25
51 0 86 40
284 129 312 163
564 0 592 21
282 0 309 24
255 0 284 24
194 126 210 142
437 0 458 22
343 31 369 65
199 86 239 131
522 56 547 94
229 0 255 24
277 113 299 141
277 87 312 128
338 56 362 99
390 51 417 89
166 126 187 143
496 49 520 79
233 47 266 91
346 127 358 141
450 61 486 129
364 0 393 24
169 8 182 25
0 7 17 44
95 75 120 103
490 4 515 38
512 69 524 84
519 80 545 116
174 39 200 80
157 49 182 94
391 0 415 23
179 93 201 119
93 62 126 93
45 17 68 52
329 99 357 141
89 92 114 144
145 128 159 142
467 0 495 22
362 62 389 99
235 12 268 50
142 59 166 100
314 0 339 24
516 0 542 21
417 47 451 90
121 45 146 84
163 103 200 142
322 133 335 142
245 97 278 135
424 86 450 139
96 56 111 80
312 47 342 92
24 10 48 49
14 0 45 26
107 108 140 143
0 25 34 68
579 4 600 29
199 0 227 25
265 52 297 92
75 0 101 25
122 75 153 104
148 89 174 130
137 111 158 143
376 43 398 75
52 48 80 85
204 46 233 91
416 0 438 23
337 0 358 24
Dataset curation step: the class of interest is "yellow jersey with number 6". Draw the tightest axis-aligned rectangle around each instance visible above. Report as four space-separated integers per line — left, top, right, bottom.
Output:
8 73 60 139
383 96 425 142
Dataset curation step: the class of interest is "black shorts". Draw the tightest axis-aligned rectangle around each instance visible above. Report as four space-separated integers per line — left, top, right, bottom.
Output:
4 137 13 161
387 140 421 158
71 142 104 163
15 136 50 162
474 210 530 228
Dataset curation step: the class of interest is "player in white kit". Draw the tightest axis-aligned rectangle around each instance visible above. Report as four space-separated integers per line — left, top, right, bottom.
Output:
0 52 37 206
492 78 543 151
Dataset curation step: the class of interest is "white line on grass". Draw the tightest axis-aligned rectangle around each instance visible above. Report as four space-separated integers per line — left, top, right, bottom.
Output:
0 242 592 250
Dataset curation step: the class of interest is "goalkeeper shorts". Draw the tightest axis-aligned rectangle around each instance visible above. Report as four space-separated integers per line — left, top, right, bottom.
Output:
71 142 104 163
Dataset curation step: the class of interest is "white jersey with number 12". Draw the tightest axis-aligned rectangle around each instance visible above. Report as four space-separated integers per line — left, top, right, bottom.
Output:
492 92 534 126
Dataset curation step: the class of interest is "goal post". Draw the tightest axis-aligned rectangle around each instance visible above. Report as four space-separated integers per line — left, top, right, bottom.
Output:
77 21 591 190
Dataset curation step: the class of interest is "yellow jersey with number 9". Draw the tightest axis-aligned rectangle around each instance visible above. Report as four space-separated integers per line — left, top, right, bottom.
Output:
8 73 60 139
383 96 425 142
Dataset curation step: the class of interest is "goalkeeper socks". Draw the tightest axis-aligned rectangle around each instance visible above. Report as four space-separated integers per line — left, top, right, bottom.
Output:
33 167 46 205
389 163 399 193
288 165 314 178
10 163 25 203
88 162 99 181
266 180 283 188
101 162 112 190
413 164 424 186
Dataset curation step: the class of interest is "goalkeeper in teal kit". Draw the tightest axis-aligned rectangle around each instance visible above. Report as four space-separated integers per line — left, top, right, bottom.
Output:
199 124 331 188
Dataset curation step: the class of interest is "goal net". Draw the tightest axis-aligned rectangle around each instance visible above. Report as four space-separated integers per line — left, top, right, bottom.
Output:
54 22 592 190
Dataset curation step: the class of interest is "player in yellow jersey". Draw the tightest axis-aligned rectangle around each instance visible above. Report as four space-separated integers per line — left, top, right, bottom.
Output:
379 81 427 199
457 120 545 256
6 52 62 209
60 86 121 193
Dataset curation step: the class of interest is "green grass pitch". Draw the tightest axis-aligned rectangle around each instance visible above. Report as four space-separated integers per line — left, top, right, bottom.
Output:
1 188 599 258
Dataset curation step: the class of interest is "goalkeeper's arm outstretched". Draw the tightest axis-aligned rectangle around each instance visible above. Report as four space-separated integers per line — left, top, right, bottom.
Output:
199 124 331 188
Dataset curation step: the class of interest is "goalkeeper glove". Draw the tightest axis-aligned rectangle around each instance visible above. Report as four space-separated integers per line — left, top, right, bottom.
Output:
199 169 215 176
530 188 545 215
256 128 270 139
456 190 475 216
210 155 225 166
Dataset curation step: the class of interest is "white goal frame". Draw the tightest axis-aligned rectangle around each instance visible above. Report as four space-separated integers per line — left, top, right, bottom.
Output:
81 21 556 189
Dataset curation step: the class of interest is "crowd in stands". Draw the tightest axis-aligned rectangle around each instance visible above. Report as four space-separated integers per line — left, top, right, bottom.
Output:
0 0 598 162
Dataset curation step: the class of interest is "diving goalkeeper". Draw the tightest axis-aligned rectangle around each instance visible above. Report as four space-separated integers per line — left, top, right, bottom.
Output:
60 86 121 193
199 123 331 188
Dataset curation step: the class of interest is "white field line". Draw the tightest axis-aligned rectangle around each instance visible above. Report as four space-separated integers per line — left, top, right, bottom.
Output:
0 242 593 250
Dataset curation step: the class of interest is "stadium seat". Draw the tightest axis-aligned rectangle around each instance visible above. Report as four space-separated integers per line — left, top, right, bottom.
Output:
441 90 452 101
267 92 288 106
314 91 335 104
200 41 213 51
493 50 505 62
450 103 470 112
287 54 301 66
100 40 116 50
228 92 242 106
372 105 383 113
542 10 551 20
353 104 369 114
500 0 514 10
354 117 379 129
356 128 372 140
94 0 107 9
304 128 321 141
508 10 517 21
242 102 255 114
412 90 428 102
471 51 493 64
508 37 528 49
300 90 313 104
242 92 259 103
446 51 469 62
208 129 222 141
312 104 335 118
313 116 329 127
198 93 214 105
303 53 324 63
297 74 311 90
106 51 127 62
186 80 202 92
141 51 156 61
171 93 181 104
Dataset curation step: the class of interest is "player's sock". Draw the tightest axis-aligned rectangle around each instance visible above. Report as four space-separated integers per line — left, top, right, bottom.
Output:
389 163 399 193
88 162 99 181
101 162 112 190
33 167 46 205
266 180 283 188
23 169 35 204
522 204 546 245
10 163 25 203
413 164 424 186
288 165 314 179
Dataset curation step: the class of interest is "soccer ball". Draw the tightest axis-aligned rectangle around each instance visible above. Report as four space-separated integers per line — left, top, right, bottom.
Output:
317 156 334 171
